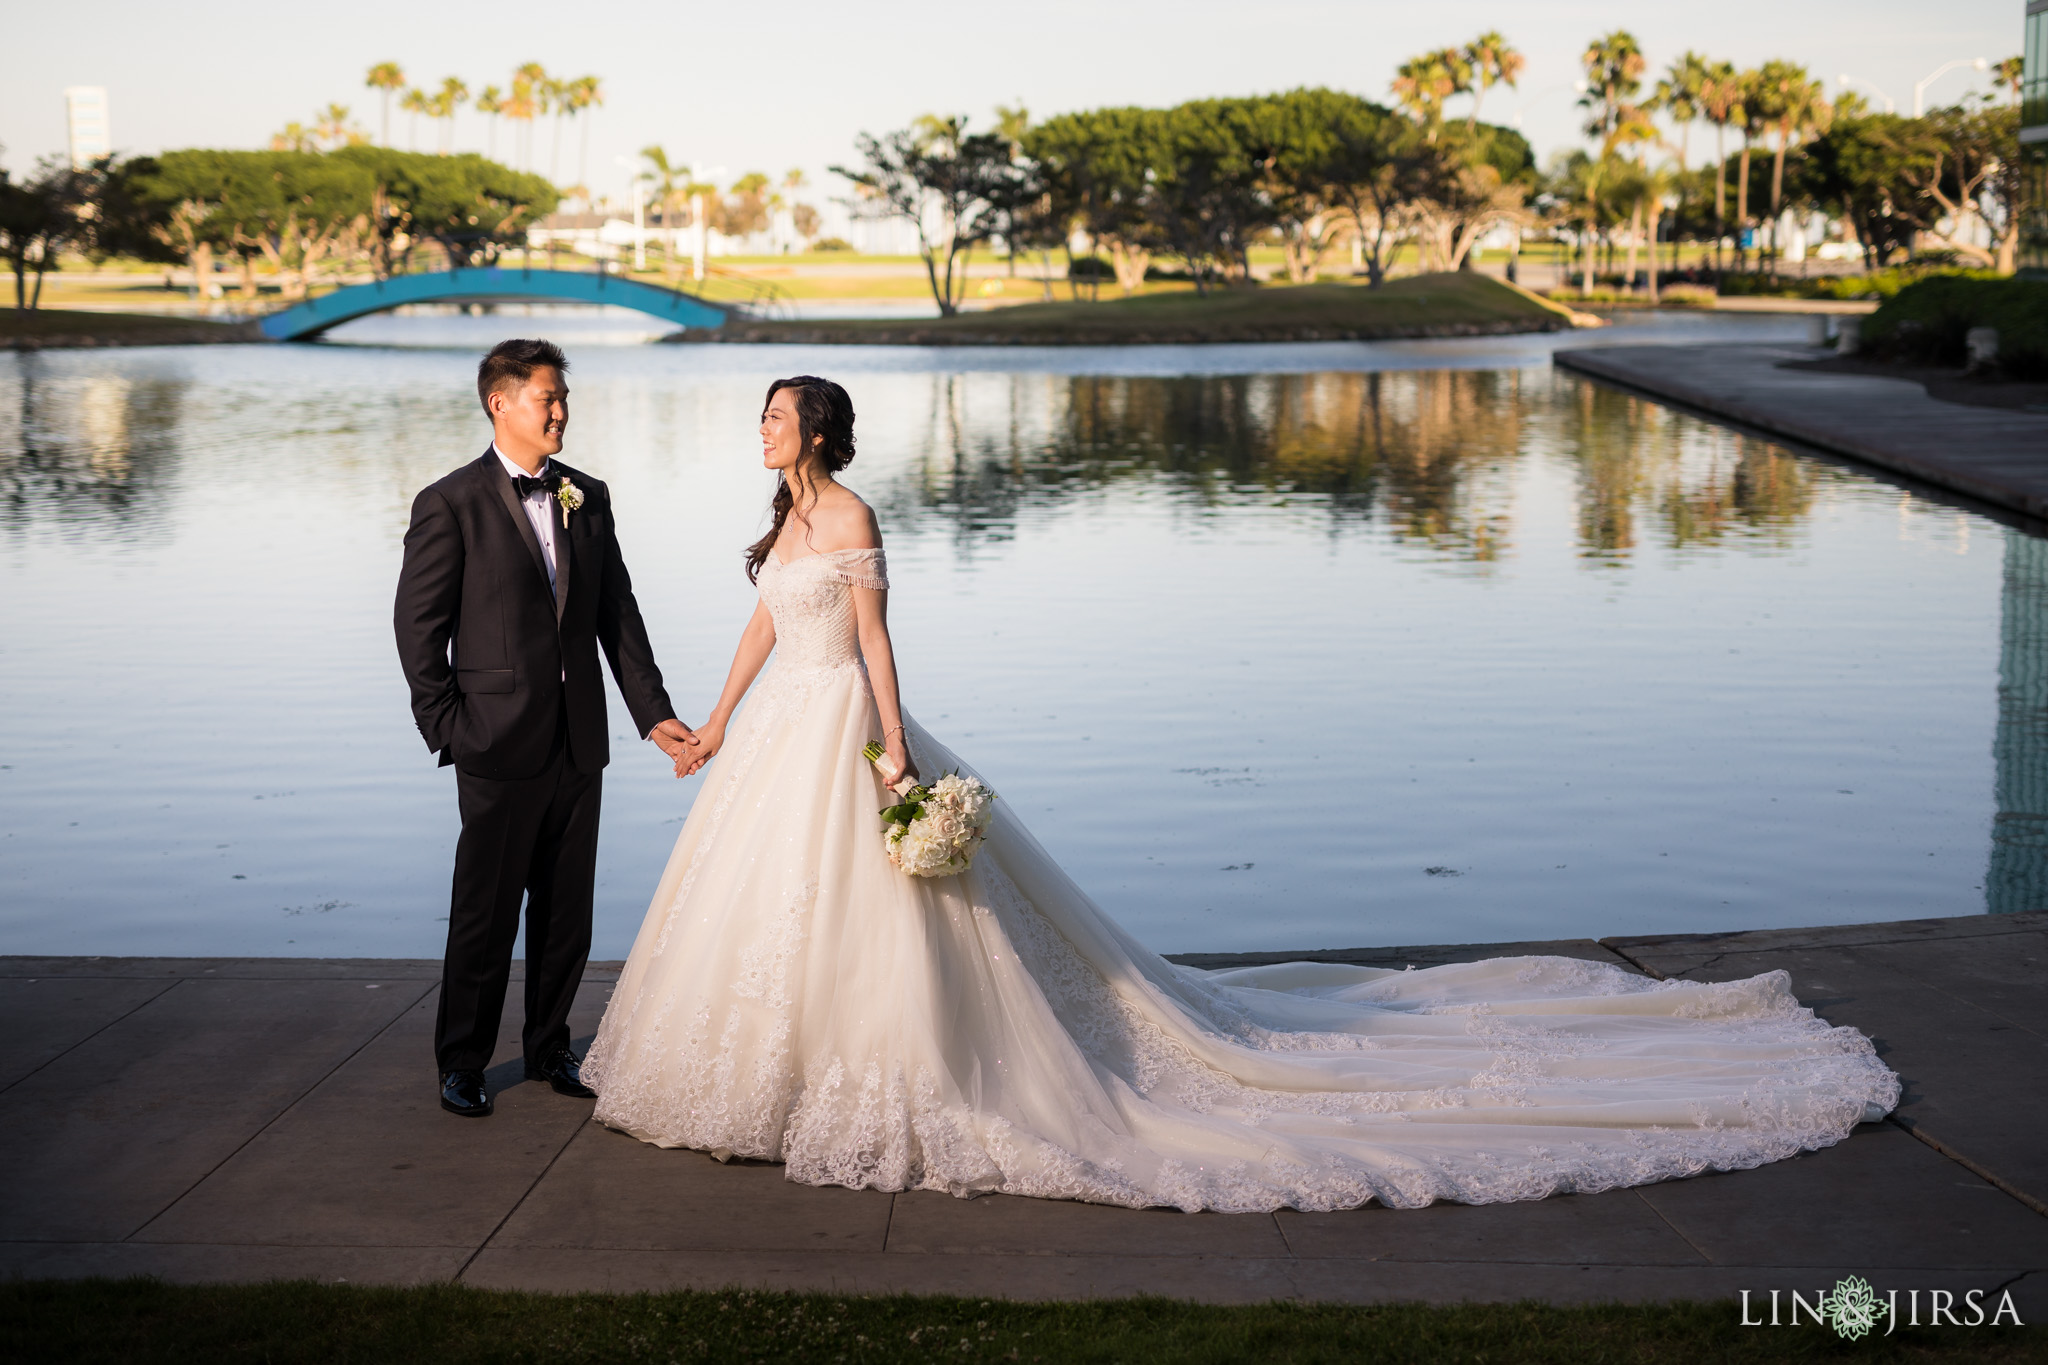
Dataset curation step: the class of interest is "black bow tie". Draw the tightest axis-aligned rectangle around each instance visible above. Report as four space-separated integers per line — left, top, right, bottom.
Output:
512 473 558 499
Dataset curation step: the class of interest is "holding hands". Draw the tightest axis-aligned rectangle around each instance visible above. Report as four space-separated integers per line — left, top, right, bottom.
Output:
650 714 723 778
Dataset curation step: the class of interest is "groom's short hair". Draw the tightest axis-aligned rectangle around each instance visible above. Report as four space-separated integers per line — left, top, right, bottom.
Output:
478 338 570 415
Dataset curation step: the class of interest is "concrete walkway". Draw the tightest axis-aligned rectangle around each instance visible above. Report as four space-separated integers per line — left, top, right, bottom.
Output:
2 912 2042 1308
1554 344 2048 521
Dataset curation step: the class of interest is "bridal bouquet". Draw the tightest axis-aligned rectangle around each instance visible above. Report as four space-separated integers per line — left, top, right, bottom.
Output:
861 742 997 877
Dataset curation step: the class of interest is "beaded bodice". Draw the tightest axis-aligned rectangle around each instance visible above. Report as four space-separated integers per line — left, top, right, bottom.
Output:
757 548 889 669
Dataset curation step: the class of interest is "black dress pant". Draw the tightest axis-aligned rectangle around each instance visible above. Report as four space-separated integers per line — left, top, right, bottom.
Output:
437 732 602 1074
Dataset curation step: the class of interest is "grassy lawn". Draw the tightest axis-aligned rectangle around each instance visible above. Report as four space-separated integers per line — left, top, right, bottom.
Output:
4 1281 2040 1364
689 273 1577 345
0 308 258 347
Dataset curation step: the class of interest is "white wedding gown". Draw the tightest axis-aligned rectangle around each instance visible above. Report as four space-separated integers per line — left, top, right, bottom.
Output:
585 547 1898 1212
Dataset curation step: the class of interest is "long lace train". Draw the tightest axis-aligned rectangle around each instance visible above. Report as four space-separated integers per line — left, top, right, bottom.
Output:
584 548 1897 1211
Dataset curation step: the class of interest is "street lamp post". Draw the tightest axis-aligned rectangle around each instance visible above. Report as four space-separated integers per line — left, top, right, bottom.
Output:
1836 74 1896 115
690 164 726 284
632 179 646 273
1913 58 1988 116
612 155 647 273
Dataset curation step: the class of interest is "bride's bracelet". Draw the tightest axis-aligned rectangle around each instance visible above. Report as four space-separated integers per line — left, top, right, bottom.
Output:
883 724 904 741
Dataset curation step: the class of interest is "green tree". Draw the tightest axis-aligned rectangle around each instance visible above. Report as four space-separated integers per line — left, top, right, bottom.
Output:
564 76 603 196
1909 103 2020 268
1799 113 1940 267
336 147 558 272
1460 32 1525 131
0 157 92 309
365 62 405 146
399 87 428 153
1391 49 1469 142
427 78 469 155
836 116 1022 315
1577 30 1647 294
509 64 547 171
1134 98 1278 290
1698 59 1746 261
1750 59 1831 258
474 86 504 162
1025 106 1166 295
1409 121 1538 272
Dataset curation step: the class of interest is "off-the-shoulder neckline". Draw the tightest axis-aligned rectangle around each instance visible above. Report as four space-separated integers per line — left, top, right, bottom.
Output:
771 545 885 568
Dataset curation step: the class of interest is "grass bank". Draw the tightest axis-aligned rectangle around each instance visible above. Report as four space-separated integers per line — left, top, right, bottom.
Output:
5 1281 2040 1364
1 308 261 350
674 273 1581 346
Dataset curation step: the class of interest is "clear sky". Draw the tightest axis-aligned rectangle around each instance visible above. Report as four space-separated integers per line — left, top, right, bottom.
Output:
0 0 2021 203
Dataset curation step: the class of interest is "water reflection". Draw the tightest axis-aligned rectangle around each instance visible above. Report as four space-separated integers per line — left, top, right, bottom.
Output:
882 370 1825 566
0 341 2035 956
0 356 184 537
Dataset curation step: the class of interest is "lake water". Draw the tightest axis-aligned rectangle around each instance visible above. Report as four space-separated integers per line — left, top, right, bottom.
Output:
4 309 2041 961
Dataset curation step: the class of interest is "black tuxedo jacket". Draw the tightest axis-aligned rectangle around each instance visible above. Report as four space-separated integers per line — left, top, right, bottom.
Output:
394 448 675 779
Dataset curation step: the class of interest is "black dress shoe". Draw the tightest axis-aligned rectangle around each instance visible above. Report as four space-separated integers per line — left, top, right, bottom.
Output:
440 1070 492 1117
525 1049 597 1099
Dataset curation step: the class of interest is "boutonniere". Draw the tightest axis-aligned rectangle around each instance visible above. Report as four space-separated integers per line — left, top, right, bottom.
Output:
554 479 584 520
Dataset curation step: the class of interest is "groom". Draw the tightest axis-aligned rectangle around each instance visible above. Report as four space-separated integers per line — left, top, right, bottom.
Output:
394 338 692 1118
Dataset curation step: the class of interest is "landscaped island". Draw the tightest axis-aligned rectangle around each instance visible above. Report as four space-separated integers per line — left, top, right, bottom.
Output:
1 309 260 351
667 273 1589 346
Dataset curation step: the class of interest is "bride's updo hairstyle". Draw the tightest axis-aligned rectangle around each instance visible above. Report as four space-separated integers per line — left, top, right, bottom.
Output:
745 375 857 583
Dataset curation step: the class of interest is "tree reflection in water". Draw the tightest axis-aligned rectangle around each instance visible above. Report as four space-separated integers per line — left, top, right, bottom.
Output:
879 369 1830 566
0 356 184 539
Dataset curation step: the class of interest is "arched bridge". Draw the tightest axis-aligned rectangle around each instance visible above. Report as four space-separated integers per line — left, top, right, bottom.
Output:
258 267 730 341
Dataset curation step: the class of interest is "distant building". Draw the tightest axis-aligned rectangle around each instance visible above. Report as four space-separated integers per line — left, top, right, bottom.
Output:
2024 1 2047 273
65 86 110 168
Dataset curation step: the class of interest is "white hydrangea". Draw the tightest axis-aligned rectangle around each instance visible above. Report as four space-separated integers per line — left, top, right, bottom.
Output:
878 769 998 878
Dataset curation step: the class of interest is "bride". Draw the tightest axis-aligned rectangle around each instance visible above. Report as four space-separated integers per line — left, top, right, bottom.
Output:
583 375 1898 1213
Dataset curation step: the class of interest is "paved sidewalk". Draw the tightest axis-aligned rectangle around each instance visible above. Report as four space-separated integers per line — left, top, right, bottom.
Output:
2 912 2042 1307
1554 344 2048 521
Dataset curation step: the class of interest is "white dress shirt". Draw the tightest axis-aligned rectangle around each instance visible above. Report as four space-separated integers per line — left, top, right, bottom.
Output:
494 444 558 594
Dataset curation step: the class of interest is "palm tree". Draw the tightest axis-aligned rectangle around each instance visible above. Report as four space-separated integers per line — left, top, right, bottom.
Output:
365 62 405 146
1579 30 1646 154
641 144 691 280
399 86 429 152
1655 52 1709 274
1656 52 1710 171
1732 70 1765 269
507 66 545 171
512 63 548 171
1752 59 1828 260
1461 32 1526 130
429 77 470 155
313 103 361 150
564 76 604 194
1578 31 1645 293
543 76 568 184
474 86 504 162
1697 60 1744 267
1392 49 1468 142
1995 55 2024 106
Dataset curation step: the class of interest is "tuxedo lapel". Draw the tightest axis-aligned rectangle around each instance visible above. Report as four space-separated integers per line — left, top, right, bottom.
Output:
480 450 551 598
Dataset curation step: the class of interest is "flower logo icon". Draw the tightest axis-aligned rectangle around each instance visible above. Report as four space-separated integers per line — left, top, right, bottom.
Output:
1820 1276 1889 1340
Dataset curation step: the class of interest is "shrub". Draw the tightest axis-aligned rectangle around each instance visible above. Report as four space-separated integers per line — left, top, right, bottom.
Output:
1718 265 2002 301
1067 255 1114 280
806 237 854 253
1659 283 1716 307
1863 275 2048 378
